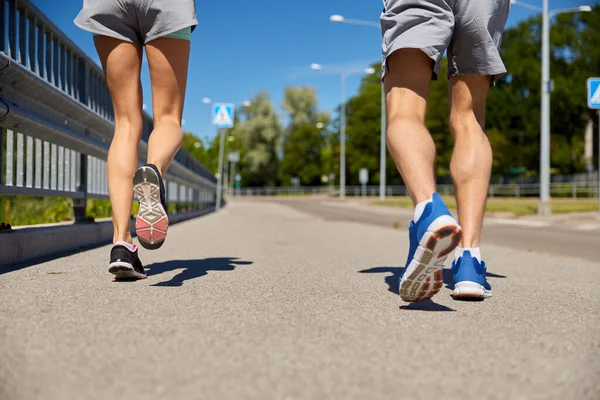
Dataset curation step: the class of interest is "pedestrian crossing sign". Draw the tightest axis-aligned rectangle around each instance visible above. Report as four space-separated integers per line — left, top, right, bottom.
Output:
212 103 235 127
588 78 600 109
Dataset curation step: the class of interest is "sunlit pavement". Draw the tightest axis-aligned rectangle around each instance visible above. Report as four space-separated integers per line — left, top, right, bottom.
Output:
1 199 598 400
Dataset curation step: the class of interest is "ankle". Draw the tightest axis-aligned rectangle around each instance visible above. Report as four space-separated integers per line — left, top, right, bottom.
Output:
455 246 482 262
146 161 166 176
413 197 433 221
113 232 133 245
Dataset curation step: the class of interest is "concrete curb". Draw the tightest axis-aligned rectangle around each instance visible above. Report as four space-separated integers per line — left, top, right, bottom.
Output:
0 208 215 267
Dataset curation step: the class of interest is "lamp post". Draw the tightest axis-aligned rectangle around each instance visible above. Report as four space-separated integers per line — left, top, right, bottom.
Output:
510 0 592 215
311 63 376 199
330 14 388 200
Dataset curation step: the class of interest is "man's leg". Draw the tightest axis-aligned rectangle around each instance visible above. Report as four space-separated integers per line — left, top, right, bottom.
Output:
94 36 143 245
384 48 436 205
385 49 462 303
448 75 491 249
448 75 494 299
446 0 509 299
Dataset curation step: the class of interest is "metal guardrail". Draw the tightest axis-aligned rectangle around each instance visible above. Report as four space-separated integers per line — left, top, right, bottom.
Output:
234 181 600 199
0 0 216 223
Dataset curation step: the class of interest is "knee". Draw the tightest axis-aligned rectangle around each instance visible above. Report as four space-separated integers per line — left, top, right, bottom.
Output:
154 115 182 129
386 114 424 139
114 116 143 141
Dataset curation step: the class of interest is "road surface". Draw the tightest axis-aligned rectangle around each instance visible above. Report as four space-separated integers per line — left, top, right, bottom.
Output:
0 199 598 399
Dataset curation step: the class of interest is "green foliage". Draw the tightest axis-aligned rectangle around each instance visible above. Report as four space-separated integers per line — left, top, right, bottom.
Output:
236 92 284 187
345 65 385 185
0 196 72 226
487 7 600 174
280 125 324 185
181 132 209 169
86 199 112 219
281 86 319 131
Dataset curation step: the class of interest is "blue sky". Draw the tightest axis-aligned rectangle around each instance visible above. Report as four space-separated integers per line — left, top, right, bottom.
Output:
32 0 597 144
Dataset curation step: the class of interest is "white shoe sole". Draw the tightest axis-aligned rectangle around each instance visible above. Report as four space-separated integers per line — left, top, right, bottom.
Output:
452 281 492 299
108 261 147 280
400 215 462 303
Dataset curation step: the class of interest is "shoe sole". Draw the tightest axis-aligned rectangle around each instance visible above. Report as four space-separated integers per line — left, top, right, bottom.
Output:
134 166 168 250
108 262 147 280
452 281 492 300
400 215 462 303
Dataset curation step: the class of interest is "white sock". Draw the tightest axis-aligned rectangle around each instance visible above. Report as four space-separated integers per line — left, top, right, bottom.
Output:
413 198 433 221
455 247 481 263
115 240 137 253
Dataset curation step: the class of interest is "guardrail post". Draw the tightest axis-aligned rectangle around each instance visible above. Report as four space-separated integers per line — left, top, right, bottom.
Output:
73 153 87 222
78 57 88 106
572 182 577 199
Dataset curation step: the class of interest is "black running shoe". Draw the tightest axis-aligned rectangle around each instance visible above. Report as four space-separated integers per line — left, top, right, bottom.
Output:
108 244 146 280
134 164 169 250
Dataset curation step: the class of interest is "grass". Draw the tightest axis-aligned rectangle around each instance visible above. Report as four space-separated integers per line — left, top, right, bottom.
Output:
1 197 140 227
372 196 599 216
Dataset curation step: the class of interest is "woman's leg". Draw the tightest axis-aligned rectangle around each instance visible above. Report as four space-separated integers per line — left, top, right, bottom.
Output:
94 36 143 244
144 36 190 175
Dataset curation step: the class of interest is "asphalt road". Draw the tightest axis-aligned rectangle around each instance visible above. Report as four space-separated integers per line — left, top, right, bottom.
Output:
273 198 600 263
0 199 598 400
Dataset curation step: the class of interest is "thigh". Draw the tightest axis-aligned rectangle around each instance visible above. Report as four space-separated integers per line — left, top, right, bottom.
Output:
384 49 433 123
449 75 490 129
145 37 190 122
448 0 511 83
381 0 454 80
94 36 143 120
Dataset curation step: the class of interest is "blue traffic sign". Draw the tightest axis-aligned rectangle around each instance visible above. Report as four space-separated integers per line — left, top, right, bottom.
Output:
212 103 235 128
587 78 600 109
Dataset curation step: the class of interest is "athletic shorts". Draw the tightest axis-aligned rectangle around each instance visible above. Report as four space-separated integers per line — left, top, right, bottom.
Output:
381 0 510 83
74 0 198 45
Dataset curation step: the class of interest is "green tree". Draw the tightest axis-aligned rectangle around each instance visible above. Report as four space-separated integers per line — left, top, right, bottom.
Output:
180 132 209 167
280 86 330 185
280 125 323 185
340 62 403 186
487 7 600 175
235 92 283 187
281 86 319 131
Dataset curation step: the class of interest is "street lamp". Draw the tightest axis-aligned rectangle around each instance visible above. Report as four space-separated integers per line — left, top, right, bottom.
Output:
329 14 380 28
311 63 376 199
510 0 592 215
329 14 388 200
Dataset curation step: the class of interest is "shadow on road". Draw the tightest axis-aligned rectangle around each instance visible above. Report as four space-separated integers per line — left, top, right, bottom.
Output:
360 266 506 293
145 257 253 287
359 266 507 311
399 300 456 312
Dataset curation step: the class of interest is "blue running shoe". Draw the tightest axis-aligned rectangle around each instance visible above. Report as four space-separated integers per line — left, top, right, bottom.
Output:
399 193 462 302
451 251 492 299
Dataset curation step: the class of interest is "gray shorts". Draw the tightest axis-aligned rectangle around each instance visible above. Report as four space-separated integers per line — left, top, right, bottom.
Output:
381 0 510 82
74 0 198 45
